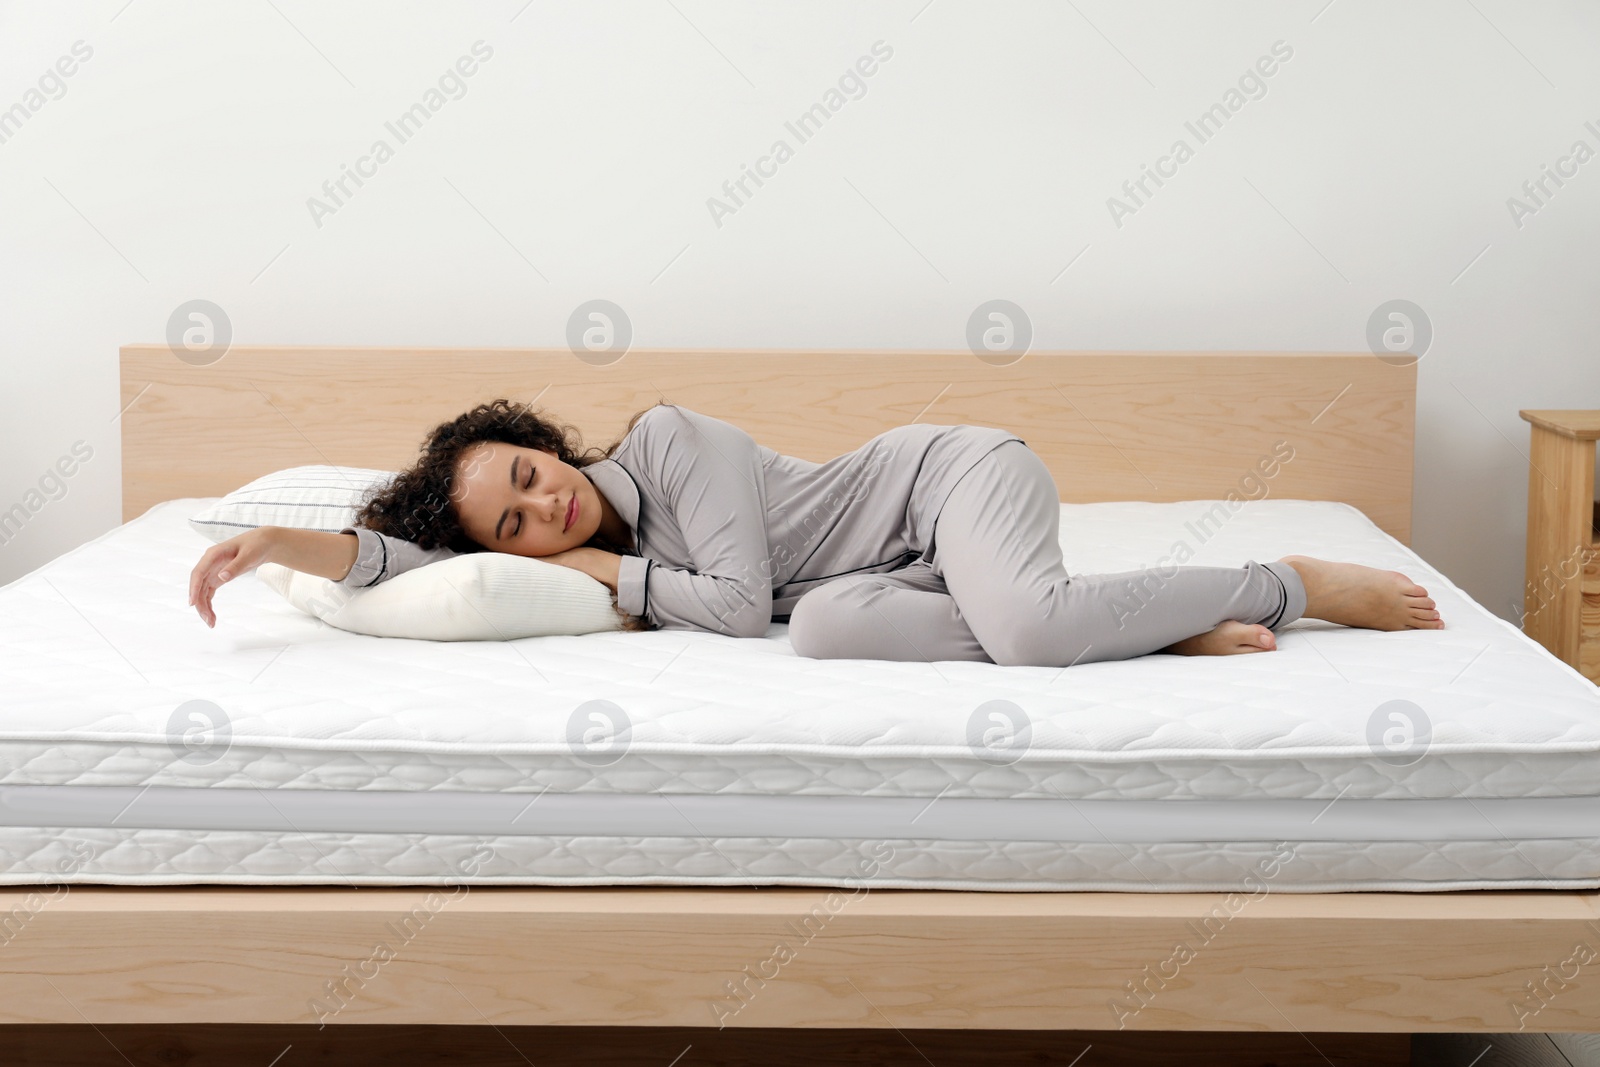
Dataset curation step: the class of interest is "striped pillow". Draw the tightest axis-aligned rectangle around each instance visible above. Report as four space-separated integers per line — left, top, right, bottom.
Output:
188 465 396 544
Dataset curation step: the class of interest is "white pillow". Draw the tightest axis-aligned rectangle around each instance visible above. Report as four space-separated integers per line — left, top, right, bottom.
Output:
190 465 396 544
255 553 627 642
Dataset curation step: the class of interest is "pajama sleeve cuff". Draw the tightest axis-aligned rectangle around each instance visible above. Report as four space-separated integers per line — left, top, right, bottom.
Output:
338 527 390 588
616 555 653 619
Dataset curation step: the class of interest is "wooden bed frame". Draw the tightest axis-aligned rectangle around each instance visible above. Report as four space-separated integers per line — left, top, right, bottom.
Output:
6 346 1596 1051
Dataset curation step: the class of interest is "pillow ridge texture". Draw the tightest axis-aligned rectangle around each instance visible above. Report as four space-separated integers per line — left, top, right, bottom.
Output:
256 551 625 642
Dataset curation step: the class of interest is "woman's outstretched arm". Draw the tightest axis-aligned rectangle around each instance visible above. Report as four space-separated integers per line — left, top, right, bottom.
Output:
190 525 463 626
189 527 359 627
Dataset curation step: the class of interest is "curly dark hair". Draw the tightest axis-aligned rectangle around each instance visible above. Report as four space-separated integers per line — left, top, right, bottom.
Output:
353 398 655 628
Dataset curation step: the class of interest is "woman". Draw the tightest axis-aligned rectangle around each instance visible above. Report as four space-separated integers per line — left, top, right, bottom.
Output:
188 400 1444 663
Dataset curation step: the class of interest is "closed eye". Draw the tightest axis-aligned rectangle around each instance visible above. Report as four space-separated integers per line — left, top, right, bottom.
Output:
511 460 535 537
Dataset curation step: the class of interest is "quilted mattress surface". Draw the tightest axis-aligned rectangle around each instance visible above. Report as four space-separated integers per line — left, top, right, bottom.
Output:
1 496 1597 891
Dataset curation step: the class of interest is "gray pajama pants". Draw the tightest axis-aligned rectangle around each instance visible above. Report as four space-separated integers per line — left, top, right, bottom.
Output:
787 440 1307 666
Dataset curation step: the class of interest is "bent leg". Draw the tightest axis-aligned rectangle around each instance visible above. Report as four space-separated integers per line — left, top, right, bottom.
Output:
786 564 989 662
931 441 1307 667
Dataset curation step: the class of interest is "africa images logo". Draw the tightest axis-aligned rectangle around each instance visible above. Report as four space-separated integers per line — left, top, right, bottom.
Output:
566 700 632 767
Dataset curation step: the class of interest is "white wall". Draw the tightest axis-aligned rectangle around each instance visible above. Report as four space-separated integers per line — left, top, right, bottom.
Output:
2 0 1597 624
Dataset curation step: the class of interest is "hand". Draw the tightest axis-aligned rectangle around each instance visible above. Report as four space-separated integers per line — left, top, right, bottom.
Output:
537 546 621 593
189 527 280 628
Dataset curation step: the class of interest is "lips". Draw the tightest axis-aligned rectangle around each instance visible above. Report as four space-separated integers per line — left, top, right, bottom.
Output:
564 494 578 533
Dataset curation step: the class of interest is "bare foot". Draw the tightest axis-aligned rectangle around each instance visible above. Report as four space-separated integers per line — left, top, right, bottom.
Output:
1279 555 1444 631
1162 620 1278 656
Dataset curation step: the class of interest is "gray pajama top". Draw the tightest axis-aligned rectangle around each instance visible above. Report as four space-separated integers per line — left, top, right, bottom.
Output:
338 403 1022 637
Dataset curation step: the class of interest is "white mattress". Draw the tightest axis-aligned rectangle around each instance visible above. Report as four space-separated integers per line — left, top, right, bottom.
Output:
2 496 1597 891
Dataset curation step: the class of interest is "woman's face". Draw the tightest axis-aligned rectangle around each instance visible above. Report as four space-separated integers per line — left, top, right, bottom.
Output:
451 441 603 557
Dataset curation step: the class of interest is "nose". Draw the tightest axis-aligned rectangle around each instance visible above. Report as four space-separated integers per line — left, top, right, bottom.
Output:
527 488 561 523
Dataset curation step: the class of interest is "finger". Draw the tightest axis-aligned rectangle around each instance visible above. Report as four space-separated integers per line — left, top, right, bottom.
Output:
192 567 213 617
191 545 233 606
195 576 212 625
216 548 241 583
193 560 220 619
189 550 215 607
205 571 226 611
199 569 228 626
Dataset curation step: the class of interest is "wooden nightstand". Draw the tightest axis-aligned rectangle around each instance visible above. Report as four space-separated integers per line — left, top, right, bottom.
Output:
1519 409 1600 683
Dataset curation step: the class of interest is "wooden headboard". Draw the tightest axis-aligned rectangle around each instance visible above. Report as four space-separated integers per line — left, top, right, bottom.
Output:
119 346 1415 542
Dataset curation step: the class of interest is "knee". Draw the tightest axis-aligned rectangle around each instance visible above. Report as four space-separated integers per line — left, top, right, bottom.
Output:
787 581 863 659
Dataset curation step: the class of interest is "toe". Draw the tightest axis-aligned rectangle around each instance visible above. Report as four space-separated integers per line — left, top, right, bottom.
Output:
1241 624 1275 652
1392 571 1427 593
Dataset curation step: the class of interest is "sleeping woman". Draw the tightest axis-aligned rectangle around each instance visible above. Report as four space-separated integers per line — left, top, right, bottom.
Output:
188 400 1445 664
